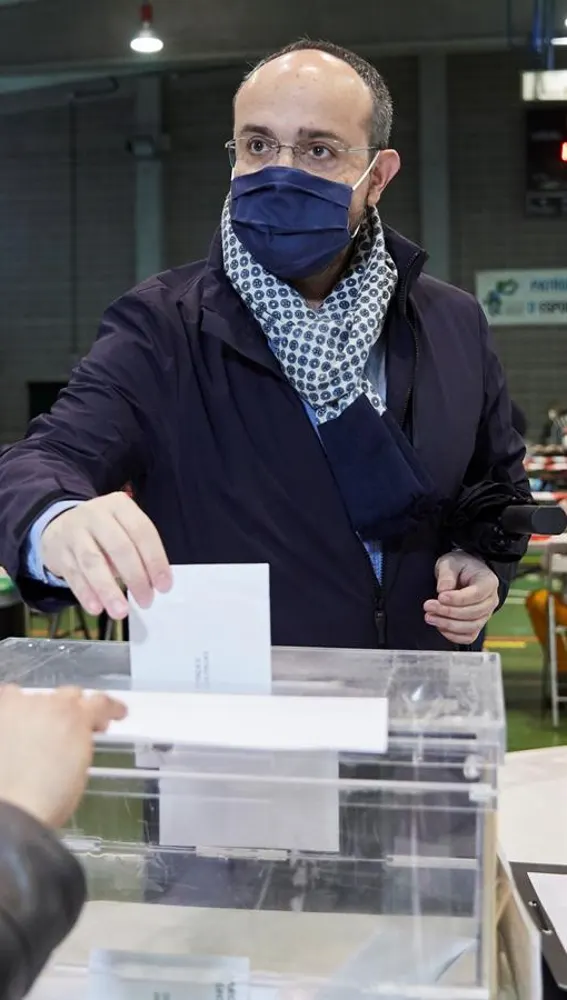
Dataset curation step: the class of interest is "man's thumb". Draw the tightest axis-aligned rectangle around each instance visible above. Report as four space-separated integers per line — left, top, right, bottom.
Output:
437 562 458 594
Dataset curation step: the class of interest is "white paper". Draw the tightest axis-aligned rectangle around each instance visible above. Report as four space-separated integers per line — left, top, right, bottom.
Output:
88 950 249 1000
497 852 542 1000
158 746 340 853
68 689 388 754
529 871 567 951
128 564 272 694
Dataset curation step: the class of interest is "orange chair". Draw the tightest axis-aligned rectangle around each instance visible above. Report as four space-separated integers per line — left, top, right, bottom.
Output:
526 588 567 673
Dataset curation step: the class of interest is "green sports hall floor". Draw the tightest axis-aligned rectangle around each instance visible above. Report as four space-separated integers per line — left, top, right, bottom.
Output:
27 552 567 754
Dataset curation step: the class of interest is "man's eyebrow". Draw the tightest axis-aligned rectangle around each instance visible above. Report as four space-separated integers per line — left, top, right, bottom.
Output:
237 124 277 138
298 128 348 145
236 124 349 145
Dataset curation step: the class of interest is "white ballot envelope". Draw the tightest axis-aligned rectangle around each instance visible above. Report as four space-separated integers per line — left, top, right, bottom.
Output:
128 564 272 694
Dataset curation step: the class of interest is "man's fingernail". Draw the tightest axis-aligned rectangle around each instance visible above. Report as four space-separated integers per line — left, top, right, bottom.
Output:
110 600 127 617
156 573 172 591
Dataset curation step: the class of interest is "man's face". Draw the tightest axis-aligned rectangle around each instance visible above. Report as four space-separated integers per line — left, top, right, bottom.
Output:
233 50 400 234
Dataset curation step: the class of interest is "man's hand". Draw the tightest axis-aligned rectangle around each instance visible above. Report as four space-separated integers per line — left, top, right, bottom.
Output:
41 493 173 619
423 552 500 645
0 686 126 828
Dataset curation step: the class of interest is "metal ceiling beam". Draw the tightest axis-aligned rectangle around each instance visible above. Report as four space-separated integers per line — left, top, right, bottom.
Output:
0 32 530 94
0 77 134 115
0 68 146 95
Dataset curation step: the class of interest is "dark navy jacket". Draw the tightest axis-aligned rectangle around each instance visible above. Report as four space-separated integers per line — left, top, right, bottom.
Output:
0 227 528 650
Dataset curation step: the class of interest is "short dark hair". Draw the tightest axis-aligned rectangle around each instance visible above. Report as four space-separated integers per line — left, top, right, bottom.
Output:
243 39 393 150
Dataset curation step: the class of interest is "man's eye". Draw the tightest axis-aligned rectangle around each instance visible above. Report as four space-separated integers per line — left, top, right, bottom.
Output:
247 138 270 155
309 144 333 159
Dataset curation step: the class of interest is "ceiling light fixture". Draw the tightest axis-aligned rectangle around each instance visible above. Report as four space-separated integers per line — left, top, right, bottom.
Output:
550 12 567 44
130 3 164 55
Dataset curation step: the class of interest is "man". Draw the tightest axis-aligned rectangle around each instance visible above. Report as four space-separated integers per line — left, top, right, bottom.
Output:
540 403 567 448
0 686 126 998
0 40 529 650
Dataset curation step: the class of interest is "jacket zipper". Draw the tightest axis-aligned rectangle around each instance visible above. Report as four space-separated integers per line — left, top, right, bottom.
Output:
373 587 386 646
371 249 423 646
398 250 423 428
356 534 386 647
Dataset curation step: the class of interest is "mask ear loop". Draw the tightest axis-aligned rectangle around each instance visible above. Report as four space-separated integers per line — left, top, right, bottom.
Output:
352 149 381 193
350 150 381 239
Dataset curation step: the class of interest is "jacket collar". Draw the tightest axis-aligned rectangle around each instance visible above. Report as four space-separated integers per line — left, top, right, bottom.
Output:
198 232 283 377
193 224 428 374
383 225 428 309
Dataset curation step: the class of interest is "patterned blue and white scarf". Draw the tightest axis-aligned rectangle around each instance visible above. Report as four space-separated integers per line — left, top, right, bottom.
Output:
221 200 398 424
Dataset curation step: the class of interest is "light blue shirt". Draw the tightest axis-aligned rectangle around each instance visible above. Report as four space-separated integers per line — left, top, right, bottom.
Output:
25 499 81 586
24 342 387 586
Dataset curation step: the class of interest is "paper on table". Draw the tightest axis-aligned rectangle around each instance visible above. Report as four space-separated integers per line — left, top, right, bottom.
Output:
128 564 272 694
497 852 542 1000
88 951 249 1000
529 871 567 952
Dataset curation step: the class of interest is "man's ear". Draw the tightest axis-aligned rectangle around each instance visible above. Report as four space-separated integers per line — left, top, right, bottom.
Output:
367 150 401 207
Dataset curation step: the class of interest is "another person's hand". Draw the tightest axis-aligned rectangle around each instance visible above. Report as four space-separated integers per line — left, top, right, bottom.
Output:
0 686 126 828
423 552 500 645
40 493 173 618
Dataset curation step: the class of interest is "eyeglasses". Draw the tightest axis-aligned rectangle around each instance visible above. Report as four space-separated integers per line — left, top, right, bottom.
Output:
225 135 378 176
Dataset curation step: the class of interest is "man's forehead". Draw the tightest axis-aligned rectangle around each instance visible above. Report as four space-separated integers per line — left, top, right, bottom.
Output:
235 51 372 136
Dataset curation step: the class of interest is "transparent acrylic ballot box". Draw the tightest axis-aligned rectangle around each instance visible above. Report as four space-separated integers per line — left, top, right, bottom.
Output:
0 638 505 1000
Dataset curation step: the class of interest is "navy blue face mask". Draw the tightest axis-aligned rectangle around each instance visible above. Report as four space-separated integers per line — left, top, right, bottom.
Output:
230 162 376 280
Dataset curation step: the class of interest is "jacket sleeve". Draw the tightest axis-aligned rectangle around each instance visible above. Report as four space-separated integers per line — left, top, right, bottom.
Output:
463 305 531 606
0 288 173 603
0 802 86 1000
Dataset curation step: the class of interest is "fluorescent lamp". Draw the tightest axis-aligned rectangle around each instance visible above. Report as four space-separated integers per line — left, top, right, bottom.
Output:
130 3 163 55
131 26 163 54
522 69 567 100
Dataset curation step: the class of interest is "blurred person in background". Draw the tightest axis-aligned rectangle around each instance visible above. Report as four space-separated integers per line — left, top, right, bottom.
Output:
527 497 567 674
0 40 529 652
0 686 125 999
540 403 567 449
